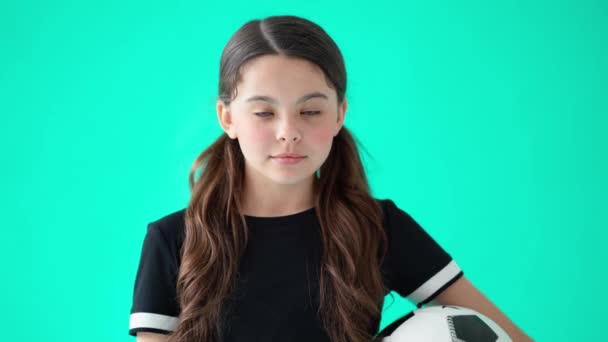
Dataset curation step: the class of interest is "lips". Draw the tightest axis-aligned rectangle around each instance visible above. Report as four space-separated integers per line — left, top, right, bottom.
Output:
272 153 305 158
271 155 306 165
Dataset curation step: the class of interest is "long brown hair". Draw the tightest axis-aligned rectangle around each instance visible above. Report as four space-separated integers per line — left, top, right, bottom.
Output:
168 15 388 342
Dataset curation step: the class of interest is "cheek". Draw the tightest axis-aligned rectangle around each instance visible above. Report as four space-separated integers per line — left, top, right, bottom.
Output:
307 126 335 149
242 127 268 142
309 128 334 146
238 126 272 155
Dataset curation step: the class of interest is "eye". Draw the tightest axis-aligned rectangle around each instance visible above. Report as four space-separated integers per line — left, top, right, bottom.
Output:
253 111 321 117
254 112 273 117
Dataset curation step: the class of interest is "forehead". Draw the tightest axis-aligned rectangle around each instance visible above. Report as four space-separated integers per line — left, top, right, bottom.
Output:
235 55 335 103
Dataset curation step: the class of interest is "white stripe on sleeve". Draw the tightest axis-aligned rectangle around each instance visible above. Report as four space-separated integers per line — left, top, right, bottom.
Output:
129 312 179 332
406 260 462 305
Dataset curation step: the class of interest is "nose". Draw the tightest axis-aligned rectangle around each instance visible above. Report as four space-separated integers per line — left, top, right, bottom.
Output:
280 135 300 142
277 117 302 142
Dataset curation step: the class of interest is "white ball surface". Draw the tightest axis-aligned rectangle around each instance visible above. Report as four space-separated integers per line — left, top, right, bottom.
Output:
381 305 512 342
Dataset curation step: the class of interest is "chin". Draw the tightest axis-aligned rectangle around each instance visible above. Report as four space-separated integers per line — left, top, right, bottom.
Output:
267 171 316 186
268 176 307 186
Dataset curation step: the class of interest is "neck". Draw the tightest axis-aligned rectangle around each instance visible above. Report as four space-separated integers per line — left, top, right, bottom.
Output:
240 171 317 217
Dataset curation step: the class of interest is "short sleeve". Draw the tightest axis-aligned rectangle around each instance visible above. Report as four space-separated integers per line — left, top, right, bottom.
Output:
381 199 464 308
129 223 180 336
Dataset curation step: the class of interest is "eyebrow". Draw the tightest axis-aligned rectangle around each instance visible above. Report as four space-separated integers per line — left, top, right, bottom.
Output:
245 91 328 105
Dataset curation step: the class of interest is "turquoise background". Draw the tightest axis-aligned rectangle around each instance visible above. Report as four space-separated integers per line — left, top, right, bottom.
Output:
2 0 606 340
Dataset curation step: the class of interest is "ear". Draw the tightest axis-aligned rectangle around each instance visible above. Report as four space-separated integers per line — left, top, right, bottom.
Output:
335 98 347 137
216 100 237 139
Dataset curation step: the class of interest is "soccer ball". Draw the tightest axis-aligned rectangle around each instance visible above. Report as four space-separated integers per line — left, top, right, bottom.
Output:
377 305 512 342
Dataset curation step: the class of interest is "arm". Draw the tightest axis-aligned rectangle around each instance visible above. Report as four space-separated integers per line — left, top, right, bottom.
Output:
426 275 534 342
136 332 169 342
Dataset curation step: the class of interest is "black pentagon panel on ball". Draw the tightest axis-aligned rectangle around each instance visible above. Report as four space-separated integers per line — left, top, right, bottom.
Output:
449 315 499 342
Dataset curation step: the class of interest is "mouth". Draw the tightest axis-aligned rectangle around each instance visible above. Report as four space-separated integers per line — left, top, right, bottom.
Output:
271 154 306 158
270 155 307 164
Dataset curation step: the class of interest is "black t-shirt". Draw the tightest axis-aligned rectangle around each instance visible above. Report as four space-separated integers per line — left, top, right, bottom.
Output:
128 198 464 340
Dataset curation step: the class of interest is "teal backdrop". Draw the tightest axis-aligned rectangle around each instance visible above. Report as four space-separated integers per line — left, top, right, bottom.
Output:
2 0 606 340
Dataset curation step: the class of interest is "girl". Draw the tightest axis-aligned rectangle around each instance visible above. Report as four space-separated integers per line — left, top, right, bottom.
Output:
129 15 533 342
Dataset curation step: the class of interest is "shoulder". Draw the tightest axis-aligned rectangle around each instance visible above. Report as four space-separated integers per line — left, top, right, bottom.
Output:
145 208 187 255
371 197 430 241
372 197 402 213
374 197 395 207
148 208 186 233
372 197 411 225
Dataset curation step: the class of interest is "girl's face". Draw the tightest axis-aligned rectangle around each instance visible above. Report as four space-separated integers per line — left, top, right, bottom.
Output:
216 54 346 186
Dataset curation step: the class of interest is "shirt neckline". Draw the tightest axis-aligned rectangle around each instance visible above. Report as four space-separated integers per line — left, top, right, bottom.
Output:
243 206 316 225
